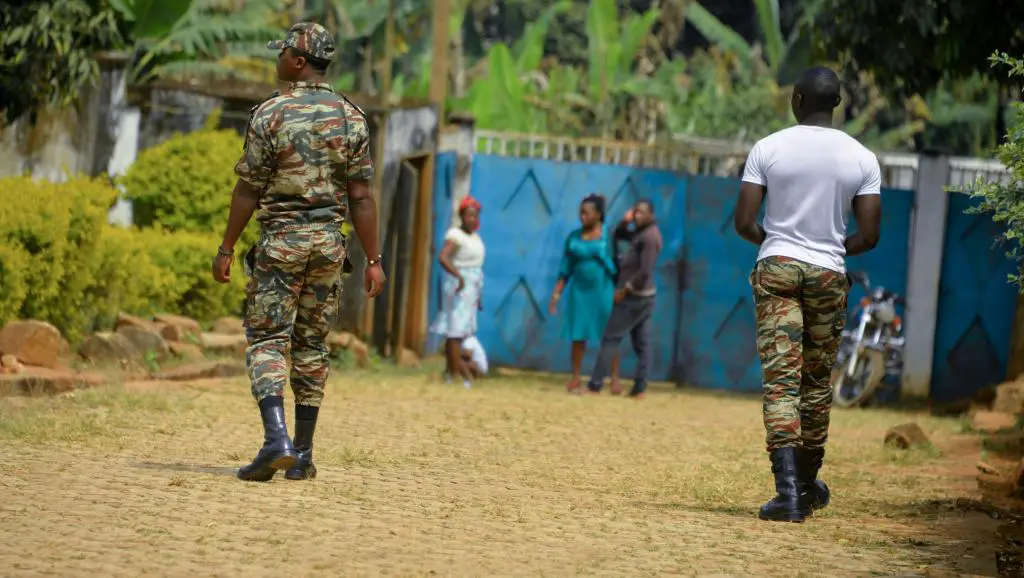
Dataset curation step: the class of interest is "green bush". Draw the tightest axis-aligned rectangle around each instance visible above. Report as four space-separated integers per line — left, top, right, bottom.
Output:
136 227 247 324
0 175 249 341
0 240 29 324
118 124 261 251
0 175 127 341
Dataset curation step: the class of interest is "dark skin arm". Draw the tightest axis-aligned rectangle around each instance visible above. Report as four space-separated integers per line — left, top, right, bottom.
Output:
734 182 767 246
212 179 262 283
438 239 465 292
348 179 386 298
844 195 881 256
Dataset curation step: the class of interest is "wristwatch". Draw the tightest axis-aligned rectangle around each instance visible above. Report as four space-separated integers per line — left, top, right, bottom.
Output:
367 254 383 267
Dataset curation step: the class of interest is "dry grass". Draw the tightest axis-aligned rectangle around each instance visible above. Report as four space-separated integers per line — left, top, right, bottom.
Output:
0 365 1000 577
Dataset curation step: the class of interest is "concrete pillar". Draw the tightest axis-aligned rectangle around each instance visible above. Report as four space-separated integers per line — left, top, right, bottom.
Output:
901 153 951 399
439 113 475 219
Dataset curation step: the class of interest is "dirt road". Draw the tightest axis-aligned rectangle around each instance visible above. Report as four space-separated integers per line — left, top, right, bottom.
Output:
0 368 999 576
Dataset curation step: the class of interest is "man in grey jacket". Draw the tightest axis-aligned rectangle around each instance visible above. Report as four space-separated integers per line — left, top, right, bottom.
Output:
585 199 663 398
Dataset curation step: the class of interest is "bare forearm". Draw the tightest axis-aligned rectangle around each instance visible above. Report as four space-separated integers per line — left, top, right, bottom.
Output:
220 181 260 251
551 279 566 299
844 232 878 256
440 257 461 279
349 196 380 258
736 223 766 246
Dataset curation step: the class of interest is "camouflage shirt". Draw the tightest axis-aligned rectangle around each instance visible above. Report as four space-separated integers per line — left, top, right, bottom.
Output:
234 81 374 234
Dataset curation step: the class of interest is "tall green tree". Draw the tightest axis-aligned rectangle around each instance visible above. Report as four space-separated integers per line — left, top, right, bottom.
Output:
0 0 125 125
809 0 1024 99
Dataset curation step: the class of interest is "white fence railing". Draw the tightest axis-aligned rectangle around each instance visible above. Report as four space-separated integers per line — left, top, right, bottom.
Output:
474 130 1012 190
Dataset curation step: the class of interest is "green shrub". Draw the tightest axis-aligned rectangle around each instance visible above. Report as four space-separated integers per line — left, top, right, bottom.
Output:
0 240 29 324
118 125 261 251
0 175 128 341
136 227 247 324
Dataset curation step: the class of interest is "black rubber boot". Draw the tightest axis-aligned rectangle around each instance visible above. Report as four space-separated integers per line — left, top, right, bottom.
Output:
796 447 830 511
758 447 810 522
285 406 318 481
237 396 298 482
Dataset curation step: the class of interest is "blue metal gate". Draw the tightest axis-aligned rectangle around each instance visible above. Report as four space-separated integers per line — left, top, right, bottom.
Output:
429 153 1015 400
931 193 1019 402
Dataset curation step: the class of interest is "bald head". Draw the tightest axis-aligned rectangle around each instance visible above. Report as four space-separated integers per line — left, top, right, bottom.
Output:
791 67 841 122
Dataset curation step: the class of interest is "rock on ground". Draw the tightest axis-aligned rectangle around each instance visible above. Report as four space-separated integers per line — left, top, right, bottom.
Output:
212 317 245 335
0 367 105 397
201 333 248 357
994 379 1024 415
168 341 204 360
116 325 170 361
884 423 932 449
0 320 63 369
151 360 246 382
154 314 202 343
78 332 138 363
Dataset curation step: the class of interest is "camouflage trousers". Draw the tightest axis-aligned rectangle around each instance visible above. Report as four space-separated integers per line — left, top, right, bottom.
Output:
751 256 849 452
244 230 345 407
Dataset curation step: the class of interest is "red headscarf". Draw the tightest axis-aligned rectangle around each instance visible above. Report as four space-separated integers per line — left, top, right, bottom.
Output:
459 196 482 232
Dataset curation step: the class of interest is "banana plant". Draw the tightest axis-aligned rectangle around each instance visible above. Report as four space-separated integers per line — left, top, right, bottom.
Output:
684 0 821 84
119 0 287 85
585 0 659 137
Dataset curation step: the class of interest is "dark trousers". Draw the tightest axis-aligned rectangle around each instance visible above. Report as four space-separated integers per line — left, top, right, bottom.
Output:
587 295 656 395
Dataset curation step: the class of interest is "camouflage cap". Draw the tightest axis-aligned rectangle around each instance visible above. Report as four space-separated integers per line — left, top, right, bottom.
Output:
267 22 336 61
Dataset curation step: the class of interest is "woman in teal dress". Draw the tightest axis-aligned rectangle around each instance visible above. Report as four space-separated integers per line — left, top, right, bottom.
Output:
548 194 621 394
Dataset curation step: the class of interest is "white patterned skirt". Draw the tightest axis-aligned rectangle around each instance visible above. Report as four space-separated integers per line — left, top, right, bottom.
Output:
430 267 483 339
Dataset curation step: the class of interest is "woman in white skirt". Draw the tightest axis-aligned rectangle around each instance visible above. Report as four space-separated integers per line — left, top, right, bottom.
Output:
432 196 485 388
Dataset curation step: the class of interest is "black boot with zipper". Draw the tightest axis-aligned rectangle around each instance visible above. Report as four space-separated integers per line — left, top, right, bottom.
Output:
758 447 810 522
237 396 298 482
796 447 830 511
285 405 318 480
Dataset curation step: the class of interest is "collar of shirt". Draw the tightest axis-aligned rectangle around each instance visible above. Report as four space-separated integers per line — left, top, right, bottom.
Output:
288 81 334 93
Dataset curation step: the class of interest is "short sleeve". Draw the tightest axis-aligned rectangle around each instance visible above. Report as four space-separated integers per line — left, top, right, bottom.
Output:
234 108 275 190
856 154 882 196
346 119 375 182
741 140 766 186
444 227 463 246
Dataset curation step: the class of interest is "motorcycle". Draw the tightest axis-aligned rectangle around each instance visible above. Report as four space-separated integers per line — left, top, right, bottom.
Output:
830 271 906 408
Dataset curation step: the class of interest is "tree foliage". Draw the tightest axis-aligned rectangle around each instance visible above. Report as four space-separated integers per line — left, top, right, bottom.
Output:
0 0 124 125
966 53 1024 288
810 0 1024 98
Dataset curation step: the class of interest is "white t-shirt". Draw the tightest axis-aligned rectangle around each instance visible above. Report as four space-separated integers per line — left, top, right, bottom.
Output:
445 227 486 268
741 125 882 274
462 336 488 375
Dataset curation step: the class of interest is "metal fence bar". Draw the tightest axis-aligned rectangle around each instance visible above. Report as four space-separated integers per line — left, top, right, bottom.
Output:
472 129 1012 186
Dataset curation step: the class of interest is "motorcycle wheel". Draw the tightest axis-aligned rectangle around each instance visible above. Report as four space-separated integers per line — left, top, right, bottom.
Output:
831 347 886 408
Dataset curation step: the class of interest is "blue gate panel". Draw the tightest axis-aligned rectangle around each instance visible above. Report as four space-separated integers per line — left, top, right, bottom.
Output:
454 155 686 380
426 152 458 356
680 180 914 393
845 188 914 315
680 175 763 391
434 153 936 397
932 193 1019 402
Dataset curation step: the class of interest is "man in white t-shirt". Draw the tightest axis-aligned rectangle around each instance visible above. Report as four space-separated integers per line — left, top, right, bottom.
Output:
735 66 882 523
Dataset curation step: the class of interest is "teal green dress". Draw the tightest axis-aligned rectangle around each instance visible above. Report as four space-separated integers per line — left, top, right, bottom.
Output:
557 227 618 342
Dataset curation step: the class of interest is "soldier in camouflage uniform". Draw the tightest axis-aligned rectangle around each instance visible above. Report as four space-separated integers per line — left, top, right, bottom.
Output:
734 67 882 522
212 22 386 482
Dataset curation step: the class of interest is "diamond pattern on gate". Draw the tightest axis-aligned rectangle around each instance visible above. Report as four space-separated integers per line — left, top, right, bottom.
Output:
608 177 641 219
503 169 553 258
960 214 1002 288
714 296 758 386
493 277 545 358
946 316 1003 389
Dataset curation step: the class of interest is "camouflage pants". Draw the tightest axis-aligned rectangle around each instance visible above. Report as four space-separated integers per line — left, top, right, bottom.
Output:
751 256 849 452
244 230 345 407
